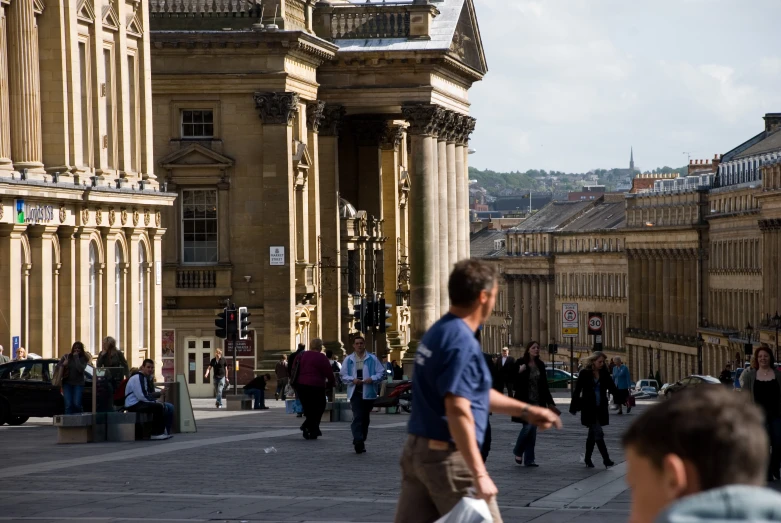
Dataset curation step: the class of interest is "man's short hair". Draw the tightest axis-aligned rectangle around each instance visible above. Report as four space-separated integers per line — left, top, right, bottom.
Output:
325 349 334 359
448 259 498 308
297 343 306 351
353 336 365 343
622 386 767 490
142 358 155 368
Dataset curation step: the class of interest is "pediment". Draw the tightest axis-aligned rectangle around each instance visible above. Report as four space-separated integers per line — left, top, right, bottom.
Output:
102 3 120 31
77 0 95 23
159 143 234 170
448 0 487 75
126 10 142 36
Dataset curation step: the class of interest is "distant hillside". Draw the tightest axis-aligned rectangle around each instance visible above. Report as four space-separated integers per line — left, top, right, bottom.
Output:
469 165 688 194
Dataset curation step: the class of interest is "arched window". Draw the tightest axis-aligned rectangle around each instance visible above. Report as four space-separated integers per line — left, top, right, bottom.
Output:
89 242 97 354
115 242 123 347
138 243 147 349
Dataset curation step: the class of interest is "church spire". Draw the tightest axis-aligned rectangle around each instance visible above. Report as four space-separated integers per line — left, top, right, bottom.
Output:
630 147 635 171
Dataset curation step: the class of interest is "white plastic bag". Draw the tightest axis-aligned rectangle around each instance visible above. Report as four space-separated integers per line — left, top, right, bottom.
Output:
435 498 493 523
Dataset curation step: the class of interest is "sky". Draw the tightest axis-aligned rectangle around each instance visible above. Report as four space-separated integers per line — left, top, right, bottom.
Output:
468 0 781 173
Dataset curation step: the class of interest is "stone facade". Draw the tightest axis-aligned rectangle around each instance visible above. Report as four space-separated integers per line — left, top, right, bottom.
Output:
0 0 174 366
149 0 486 395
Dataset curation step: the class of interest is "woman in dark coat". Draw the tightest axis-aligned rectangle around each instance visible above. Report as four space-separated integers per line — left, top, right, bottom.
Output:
569 351 618 468
511 341 556 467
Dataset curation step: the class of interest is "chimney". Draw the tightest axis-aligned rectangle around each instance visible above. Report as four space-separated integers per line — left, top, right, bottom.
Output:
764 113 781 134
713 153 721 171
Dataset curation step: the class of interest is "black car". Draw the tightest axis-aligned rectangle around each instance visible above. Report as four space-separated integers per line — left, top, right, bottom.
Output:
663 374 721 398
0 359 93 425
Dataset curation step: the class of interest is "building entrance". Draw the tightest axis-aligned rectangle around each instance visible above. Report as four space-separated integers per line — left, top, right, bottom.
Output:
185 337 216 398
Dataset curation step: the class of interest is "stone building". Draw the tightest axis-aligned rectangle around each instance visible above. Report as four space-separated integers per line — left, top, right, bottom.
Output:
149 0 486 395
0 0 173 364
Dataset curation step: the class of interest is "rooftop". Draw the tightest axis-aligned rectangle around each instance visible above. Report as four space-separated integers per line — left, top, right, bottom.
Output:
510 200 593 232
470 228 506 258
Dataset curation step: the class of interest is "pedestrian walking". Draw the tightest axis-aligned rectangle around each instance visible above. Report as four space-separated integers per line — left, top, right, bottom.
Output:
497 347 515 397
570 351 619 469
719 363 733 385
394 259 561 523
392 360 403 380
60 341 89 414
292 338 335 440
611 357 632 414
739 344 781 481
341 336 385 454
0 345 8 364
512 341 557 467
204 348 228 409
244 373 271 409
623 386 781 523
274 354 289 400
97 337 128 405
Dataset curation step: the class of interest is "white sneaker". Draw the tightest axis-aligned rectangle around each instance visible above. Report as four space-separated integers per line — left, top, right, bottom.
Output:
150 433 169 440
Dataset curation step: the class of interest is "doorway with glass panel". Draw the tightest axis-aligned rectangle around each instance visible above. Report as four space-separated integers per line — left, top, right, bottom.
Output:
184 337 217 398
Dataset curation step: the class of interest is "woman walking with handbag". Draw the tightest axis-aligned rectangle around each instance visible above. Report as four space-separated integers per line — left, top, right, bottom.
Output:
511 341 559 467
291 338 335 440
60 342 89 414
740 344 781 481
570 351 619 469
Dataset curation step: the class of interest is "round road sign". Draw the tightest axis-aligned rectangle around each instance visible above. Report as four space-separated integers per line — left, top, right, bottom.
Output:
589 316 602 330
564 310 577 322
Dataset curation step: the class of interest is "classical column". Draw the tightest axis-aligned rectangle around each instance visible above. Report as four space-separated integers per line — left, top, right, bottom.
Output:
682 252 693 335
539 276 549 344
306 103 323 337
0 3 12 171
254 92 299 355
676 251 686 333
647 253 657 332
446 133 458 270
655 251 664 331
380 122 404 352
149 229 165 365
512 277 522 346
462 118 476 258
58 227 77 356
640 252 649 331
315 104 345 355
669 251 678 335
454 116 468 260
28 226 58 358
0 225 25 350
628 252 641 331
776 228 781 315
662 250 671 333
522 276 532 343
402 103 444 342
7 0 45 174
530 276 540 342
437 113 451 313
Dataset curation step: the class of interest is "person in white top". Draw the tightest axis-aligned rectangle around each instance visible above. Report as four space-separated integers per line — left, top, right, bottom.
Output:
124 359 174 440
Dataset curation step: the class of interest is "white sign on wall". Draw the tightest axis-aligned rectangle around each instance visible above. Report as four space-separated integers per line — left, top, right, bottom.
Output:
270 246 285 266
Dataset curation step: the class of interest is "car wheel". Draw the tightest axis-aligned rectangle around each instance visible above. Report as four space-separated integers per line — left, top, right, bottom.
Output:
7 416 28 426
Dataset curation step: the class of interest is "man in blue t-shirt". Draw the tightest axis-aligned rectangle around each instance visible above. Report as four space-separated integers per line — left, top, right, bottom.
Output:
395 259 562 523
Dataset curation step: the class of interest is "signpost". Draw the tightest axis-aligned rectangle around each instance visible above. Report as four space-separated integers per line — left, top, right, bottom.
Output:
562 304 578 388
588 312 603 352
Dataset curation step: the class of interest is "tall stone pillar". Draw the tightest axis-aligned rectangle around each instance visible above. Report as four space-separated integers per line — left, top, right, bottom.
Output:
315 104 345 355
669 252 678 335
682 253 693 335
0 225 25 350
647 254 657 331
531 277 540 342
446 138 458 270
462 118 476 258
57 227 77 356
7 0 45 175
640 252 649 331
522 276 531 343
628 253 641 331
0 2 12 172
512 277 522 346
149 229 165 365
539 277 549 345
676 252 685 334
402 103 444 342
437 126 449 313
306 105 323 339
454 118 467 260
762 223 773 315
655 251 664 331
28 226 58 358
255 92 299 355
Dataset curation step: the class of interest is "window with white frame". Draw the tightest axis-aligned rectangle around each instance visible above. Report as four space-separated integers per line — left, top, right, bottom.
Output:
181 110 214 139
115 242 122 347
89 243 97 354
138 244 146 349
182 189 218 264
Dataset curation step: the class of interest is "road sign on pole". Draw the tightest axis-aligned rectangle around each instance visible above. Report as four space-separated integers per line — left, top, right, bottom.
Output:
562 303 578 338
588 312 603 351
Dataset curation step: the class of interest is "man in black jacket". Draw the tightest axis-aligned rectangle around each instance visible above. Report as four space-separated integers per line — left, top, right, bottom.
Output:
287 344 306 417
498 347 516 397
244 373 271 409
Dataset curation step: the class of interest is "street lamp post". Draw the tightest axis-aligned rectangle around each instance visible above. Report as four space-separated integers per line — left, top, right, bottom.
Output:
505 312 513 347
697 333 704 375
648 345 653 380
745 322 754 361
498 324 506 354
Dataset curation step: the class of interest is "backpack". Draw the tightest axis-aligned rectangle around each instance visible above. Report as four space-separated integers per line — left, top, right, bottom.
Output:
114 376 130 404
290 355 302 388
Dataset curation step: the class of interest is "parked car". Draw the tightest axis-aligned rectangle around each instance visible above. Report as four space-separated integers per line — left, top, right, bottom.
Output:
0 359 93 425
659 383 672 396
639 386 658 398
546 368 573 389
664 375 721 398
634 379 659 392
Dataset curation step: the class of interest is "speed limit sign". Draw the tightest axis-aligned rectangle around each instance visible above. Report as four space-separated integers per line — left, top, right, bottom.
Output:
588 312 603 335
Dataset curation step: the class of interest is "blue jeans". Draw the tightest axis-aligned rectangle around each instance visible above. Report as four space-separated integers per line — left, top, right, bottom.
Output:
244 389 265 409
350 393 375 443
62 383 84 414
214 377 225 406
162 402 174 434
513 422 537 464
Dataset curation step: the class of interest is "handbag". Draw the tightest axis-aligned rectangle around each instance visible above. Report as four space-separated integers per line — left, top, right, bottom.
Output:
52 361 65 387
626 394 636 408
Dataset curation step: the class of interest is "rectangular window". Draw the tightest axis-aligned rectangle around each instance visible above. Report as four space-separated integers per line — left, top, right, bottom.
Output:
78 41 91 168
103 48 116 169
182 189 218 264
127 54 139 172
181 110 214 139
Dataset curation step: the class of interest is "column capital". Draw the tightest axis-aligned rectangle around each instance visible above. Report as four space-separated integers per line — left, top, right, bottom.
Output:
380 124 405 150
401 103 445 137
454 115 476 145
319 104 346 137
438 111 458 143
253 92 300 126
0 223 28 237
26 224 59 238
305 101 326 133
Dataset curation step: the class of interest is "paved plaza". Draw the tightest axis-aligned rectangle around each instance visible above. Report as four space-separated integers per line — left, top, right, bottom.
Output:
0 396 648 522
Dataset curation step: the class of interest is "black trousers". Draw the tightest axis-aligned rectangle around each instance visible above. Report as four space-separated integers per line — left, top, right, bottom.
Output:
127 401 165 436
350 393 375 443
296 384 326 436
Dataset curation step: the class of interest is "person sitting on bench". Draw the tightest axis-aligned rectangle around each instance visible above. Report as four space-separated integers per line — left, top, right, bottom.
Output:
125 359 174 440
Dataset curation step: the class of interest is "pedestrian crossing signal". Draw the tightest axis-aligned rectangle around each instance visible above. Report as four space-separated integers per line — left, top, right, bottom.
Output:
215 308 228 339
379 299 392 333
239 306 251 340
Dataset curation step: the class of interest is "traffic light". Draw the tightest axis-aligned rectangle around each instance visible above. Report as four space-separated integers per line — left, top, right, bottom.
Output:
365 300 377 331
353 298 366 333
239 306 251 340
215 308 228 339
227 307 238 336
378 299 392 333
